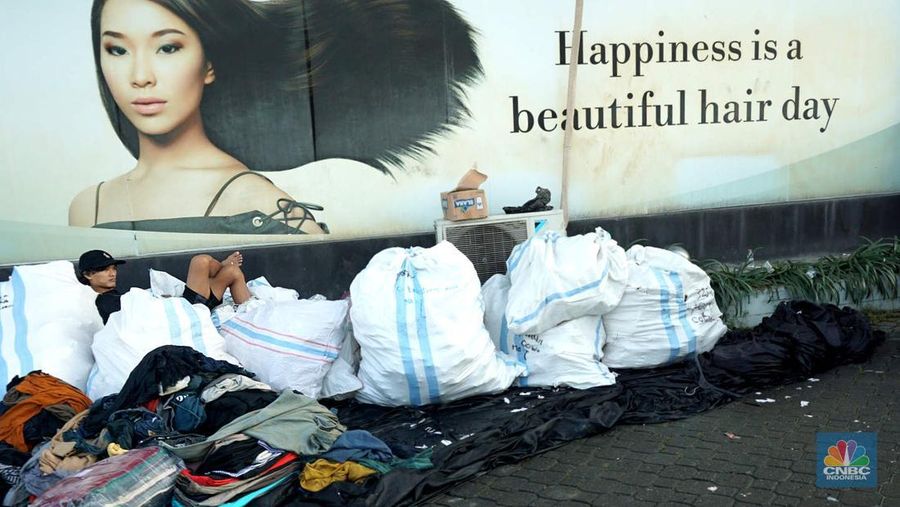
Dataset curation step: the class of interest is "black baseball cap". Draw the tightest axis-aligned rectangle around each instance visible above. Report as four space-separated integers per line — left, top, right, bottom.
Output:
78 250 125 273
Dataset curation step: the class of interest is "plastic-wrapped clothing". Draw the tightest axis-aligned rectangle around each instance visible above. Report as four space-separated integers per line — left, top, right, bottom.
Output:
31 446 183 507
321 430 393 463
0 372 91 452
82 345 251 438
161 390 344 462
300 459 377 492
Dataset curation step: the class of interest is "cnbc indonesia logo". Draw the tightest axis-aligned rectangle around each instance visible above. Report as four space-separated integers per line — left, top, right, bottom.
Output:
821 439 872 483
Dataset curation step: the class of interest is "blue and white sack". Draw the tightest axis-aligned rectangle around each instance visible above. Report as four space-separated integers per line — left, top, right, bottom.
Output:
505 227 629 335
220 298 349 399
87 288 238 400
602 245 727 369
0 261 101 390
482 274 615 389
350 241 524 407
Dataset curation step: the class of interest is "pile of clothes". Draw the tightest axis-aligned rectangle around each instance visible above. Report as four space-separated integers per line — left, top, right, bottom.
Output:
0 346 435 506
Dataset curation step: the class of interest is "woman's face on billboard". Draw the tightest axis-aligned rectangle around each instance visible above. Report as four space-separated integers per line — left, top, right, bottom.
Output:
99 0 214 137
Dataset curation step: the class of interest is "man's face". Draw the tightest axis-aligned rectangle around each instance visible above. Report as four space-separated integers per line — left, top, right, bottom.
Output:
84 264 118 293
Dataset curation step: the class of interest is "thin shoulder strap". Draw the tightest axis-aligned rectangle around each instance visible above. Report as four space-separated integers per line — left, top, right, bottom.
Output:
93 181 105 226
204 171 275 217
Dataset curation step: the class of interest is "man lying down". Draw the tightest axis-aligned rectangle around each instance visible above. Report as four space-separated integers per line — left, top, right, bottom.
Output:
77 249 251 324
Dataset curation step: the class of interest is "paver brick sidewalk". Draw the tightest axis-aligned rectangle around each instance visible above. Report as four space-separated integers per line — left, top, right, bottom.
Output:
425 314 900 506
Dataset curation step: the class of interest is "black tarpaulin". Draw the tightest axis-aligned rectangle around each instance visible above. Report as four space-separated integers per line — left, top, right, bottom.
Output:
323 301 883 506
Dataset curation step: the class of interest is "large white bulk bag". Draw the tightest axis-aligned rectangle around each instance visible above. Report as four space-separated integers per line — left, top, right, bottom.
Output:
0 261 101 390
602 245 728 369
350 241 524 407
505 228 629 335
220 298 349 399
482 274 615 389
87 288 238 399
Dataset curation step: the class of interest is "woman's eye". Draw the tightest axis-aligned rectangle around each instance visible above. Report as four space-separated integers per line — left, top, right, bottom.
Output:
158 44 181 55
105 45 127 56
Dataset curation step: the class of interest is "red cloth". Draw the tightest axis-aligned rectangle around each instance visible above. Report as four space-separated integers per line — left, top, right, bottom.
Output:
180 452 298 487
143 398 160 412
0 372 91 452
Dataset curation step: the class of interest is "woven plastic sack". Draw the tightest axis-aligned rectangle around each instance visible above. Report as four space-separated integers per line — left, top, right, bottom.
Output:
0 261 101 391
602 245 728 368
350 241 524 406
220 298 349 399
483 274 615 389
87 288 238 400
505 227 628 335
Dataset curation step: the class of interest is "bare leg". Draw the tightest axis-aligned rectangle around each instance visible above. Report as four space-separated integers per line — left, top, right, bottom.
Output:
185 254 217 299
186 252 250 304
210 264 251 304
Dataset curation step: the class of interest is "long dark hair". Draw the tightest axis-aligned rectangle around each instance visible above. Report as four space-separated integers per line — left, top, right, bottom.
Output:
90 0 482 173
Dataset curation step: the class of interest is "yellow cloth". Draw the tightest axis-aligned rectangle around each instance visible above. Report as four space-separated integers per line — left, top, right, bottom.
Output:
107 443 128 456
300 459 377 492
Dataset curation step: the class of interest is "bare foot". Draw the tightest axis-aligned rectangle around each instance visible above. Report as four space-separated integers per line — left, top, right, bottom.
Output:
223 251 243 267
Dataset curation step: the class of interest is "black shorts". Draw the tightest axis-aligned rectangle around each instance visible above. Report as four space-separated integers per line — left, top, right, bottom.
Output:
183 286 223 310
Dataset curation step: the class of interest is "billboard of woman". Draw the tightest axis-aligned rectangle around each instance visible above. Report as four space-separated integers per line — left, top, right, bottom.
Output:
70 0 482 235
1 0 898 265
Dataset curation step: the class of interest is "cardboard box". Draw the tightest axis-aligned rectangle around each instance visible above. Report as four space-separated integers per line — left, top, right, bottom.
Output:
440 168 488 221
441 189 488 221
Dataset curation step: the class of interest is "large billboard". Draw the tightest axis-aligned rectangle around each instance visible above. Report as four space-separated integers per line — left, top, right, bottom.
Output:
1 0 898 264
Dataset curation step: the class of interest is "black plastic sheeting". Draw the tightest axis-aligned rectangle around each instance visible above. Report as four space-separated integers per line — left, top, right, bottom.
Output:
322 301 884 506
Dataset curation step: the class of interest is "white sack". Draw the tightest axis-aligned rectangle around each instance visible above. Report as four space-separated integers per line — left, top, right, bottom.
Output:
482 274 615 389
220 298 349 399
245 277 299 302
212 277 299 329
602 245 728 369
87 288 238 400
149 268 185 298
0 261 101 390
505 227 629 335
350 241 524 407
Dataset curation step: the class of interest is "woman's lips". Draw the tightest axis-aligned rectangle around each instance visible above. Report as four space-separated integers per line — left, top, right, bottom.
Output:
132 99 166 115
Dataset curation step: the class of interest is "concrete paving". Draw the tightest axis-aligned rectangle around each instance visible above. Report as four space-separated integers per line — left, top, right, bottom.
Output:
424 311 900 506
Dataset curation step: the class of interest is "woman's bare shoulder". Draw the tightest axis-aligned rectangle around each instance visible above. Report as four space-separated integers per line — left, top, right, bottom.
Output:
69 183 101 226
214 171 325 233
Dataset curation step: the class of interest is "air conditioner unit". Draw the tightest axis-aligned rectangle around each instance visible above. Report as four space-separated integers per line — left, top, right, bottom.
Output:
435 210 565 282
